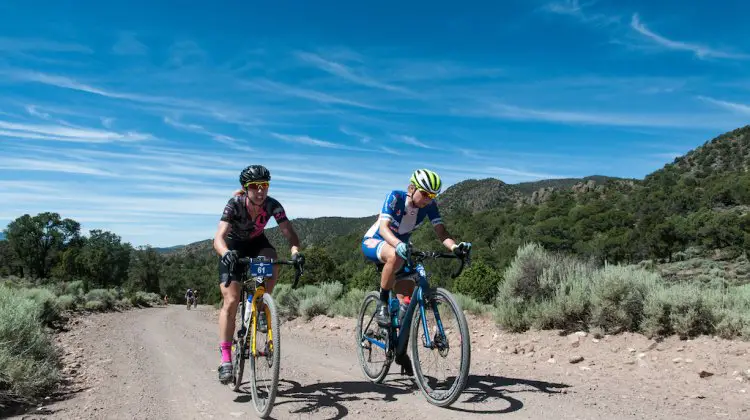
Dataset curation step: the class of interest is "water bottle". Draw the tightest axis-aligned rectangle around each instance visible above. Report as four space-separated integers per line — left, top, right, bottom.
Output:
398 296 411 326
389 297 400 327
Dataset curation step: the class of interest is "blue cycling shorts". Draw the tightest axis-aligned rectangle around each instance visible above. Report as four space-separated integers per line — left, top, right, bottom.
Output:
361 238 386 263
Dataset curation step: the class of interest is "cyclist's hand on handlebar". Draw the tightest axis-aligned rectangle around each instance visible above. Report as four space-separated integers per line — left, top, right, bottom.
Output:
220 250 238 271
395 242 410 261
452 242 472 258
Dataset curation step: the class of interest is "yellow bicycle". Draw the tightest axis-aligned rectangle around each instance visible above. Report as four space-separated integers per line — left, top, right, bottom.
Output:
226 256 303 418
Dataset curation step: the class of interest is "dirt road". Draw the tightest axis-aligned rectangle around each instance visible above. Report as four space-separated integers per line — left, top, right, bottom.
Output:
11 305 750 419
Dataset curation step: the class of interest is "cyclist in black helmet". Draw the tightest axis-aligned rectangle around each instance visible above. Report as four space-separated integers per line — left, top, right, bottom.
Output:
213 164 304 384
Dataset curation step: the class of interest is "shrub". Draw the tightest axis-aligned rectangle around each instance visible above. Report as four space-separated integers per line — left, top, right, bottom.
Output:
454 293 493 316
0 285 61 403
84 289 115 310
642 283 719 339
452 260 502 304
589 266 661 333
84 300 106 312
331 288 367 317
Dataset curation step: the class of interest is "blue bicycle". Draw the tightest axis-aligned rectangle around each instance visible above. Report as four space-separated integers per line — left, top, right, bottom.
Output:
355 245 472 407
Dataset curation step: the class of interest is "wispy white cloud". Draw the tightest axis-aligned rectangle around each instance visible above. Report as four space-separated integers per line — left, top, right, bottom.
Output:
486 166 564 180
296 51 409 93
112 32 148 56
162 117 204 132
0 120 152 143
339 126 371 143
697 96 750 115
464 102 741 129
162 116 254 152
8 70 159 102
542 0 619 26
4 70 218 113
394 134 433 149
0 158 113 176
630 14 748 60
101 117 115 128
244 79 377 110
0 37 92 53
24 105 49 119
270 132 371 151
168 40 207 66
24 104 82 127
379 146 402 155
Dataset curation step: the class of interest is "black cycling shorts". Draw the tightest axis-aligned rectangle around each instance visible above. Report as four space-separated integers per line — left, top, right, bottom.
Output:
218 234 277 284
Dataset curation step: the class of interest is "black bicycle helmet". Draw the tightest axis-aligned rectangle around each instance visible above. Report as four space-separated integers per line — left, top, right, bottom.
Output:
239 165 271 185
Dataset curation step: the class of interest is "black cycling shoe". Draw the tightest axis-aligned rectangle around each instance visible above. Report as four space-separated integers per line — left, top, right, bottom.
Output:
375 302 390 327
218 362 233 384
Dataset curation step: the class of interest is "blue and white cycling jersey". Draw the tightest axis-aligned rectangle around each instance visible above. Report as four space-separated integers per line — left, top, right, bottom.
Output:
363 190 443 243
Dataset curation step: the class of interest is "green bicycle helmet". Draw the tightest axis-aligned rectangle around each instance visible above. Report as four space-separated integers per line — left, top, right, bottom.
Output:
409 169 442 194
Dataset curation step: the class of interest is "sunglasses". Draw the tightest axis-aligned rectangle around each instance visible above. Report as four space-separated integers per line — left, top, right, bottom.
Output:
417 188 437 199
245 181 270 190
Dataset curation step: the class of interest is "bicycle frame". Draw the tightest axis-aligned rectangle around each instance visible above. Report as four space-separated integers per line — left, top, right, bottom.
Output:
363 263 448 357
234 256 303 357
248 279 273 357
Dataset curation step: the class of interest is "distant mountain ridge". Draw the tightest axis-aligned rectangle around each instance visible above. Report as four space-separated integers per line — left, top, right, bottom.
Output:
160 125 750 254
160 175 633 253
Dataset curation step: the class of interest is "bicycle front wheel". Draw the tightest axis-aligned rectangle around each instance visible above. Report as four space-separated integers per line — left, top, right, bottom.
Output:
229 300 248 392
355 291 391 383
249 293 281 419
409 287 471 407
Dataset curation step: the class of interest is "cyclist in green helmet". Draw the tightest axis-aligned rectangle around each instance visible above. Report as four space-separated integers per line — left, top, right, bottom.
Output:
360 169 471 374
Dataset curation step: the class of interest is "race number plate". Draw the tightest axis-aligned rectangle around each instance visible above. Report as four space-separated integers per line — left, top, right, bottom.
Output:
250 262 273 278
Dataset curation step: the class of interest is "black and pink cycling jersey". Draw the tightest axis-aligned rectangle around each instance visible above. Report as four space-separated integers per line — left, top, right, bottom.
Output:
220 194 289 242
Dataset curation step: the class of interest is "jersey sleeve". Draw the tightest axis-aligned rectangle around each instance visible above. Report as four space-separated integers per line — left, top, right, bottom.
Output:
379 191 401 222
426 202 443 226
220 197 238 223
268 198 289 224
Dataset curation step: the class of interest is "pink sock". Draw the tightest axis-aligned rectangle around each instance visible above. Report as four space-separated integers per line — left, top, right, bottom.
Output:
220 341 232 363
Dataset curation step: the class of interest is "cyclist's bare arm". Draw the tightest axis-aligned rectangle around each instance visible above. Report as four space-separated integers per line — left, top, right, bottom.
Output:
378 219 403 248
278 220 301 255
434 223 457 251
213 221 231 256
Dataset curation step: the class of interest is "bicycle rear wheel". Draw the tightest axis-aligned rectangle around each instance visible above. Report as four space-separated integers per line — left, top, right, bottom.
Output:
409 287 471 407
249 293 280 419
355 291 391 383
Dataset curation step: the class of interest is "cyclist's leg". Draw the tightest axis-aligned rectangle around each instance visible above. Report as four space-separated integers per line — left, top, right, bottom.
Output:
256 235 278 293
362 238 403 326
393 279 415 304
378 243 403 296
217 253 243 381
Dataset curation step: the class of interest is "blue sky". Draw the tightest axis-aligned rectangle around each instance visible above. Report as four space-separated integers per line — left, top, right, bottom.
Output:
1 0 749 247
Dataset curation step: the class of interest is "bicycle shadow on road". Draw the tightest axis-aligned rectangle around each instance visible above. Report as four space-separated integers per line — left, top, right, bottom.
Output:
232 373 570 419
447 374 571 415
256 377 414 420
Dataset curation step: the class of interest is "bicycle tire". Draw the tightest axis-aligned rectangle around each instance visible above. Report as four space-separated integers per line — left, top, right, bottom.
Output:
355 291 391 383
229 300 248 392
409 287 471 407
249 293 281 419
